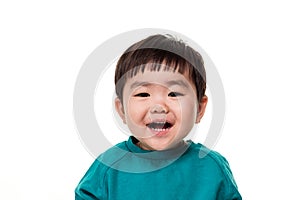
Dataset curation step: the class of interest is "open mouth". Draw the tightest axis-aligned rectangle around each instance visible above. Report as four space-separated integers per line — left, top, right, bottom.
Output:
146 121 173 132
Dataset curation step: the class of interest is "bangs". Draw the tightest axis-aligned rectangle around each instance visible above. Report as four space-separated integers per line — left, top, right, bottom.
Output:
122 51 195 80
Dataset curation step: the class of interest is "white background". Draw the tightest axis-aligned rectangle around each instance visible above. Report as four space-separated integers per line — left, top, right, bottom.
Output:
1 1 300 199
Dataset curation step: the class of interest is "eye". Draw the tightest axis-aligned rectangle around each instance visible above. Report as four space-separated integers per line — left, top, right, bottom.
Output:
168 92 183 97
134 93 150 97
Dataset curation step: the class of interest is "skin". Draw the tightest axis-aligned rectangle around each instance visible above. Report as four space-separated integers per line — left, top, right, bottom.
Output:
115 67 208 151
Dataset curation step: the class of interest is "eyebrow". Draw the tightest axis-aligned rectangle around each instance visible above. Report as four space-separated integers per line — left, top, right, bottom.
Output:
166 80 189 88
130 80 189 89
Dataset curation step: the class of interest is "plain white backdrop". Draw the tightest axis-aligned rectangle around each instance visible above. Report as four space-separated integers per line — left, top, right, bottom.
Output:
1 1 300 199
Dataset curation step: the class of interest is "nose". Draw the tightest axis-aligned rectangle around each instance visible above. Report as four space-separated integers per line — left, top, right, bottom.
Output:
149 88 169 114
150 104 168 114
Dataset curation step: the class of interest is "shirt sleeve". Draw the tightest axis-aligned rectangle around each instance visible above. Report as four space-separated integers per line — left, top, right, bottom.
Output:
216 154 242 200
75 159 107 200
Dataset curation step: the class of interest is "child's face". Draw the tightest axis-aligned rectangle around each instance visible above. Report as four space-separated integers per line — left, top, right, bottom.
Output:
115 67 207 151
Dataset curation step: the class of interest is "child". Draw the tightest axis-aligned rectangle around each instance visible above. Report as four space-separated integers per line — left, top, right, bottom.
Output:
75 34 242 200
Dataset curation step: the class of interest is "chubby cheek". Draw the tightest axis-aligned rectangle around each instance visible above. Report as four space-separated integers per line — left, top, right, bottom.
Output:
178 100 198 124
125 99 147 125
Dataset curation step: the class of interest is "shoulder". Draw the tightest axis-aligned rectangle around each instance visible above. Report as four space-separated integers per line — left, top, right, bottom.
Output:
190 142 236 181
187 142 229 167
95 140 130 170
78 141 129 181
75 141 129 199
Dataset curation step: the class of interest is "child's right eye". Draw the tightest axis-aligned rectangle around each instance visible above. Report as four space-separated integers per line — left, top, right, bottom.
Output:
134 93 150 97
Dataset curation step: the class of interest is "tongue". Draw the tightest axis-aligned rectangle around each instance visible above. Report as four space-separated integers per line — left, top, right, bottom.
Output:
153 123 165 129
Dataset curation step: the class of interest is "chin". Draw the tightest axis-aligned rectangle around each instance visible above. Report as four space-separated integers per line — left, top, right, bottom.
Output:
149 141 174 151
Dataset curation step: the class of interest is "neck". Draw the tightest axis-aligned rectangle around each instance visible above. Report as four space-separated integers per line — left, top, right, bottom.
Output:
135 140 187 151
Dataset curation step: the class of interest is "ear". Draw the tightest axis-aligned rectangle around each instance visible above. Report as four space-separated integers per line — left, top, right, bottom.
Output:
115 97 126 124
195 95 208 123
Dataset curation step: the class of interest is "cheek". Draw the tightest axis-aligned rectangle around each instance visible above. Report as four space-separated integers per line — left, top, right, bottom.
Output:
125 99 147 122
177 99 198 120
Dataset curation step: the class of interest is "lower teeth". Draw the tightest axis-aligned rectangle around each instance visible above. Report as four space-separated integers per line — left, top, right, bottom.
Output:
152 128 167 132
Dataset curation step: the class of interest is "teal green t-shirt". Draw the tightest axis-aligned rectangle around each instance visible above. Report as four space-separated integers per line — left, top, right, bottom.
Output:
75 136 242 200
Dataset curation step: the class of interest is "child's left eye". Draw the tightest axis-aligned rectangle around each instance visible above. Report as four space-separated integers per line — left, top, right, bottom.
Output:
168 92 183 97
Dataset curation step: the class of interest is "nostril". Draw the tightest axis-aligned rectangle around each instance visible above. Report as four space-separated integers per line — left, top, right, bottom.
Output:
150 104 168 113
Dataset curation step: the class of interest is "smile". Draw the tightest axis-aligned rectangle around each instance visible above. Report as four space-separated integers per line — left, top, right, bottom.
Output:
146 121 173 132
